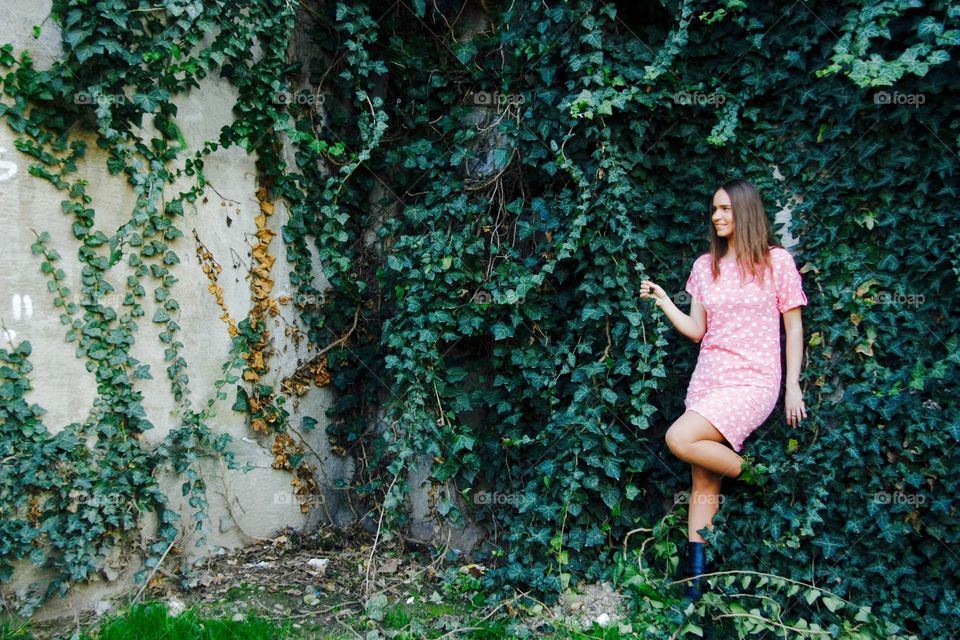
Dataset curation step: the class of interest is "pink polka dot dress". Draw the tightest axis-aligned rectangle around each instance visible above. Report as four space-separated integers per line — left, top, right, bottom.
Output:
683 247 808 452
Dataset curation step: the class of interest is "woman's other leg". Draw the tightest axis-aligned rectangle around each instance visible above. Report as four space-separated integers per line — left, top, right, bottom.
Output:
688 463 724 543
665 410 744 478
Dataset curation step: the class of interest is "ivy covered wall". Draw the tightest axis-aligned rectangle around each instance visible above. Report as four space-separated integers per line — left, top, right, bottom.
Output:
1 0 958 637
0 0 358 619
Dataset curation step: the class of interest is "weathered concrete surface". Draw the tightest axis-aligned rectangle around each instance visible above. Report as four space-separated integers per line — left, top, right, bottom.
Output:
0 1 355 621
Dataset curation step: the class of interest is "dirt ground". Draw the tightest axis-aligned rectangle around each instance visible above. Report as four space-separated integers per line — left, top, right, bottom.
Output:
29 523 455 638
21 521 634 639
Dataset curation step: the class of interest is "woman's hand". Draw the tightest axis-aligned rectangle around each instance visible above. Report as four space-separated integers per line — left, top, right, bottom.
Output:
640 280 670 309
784 383 806 428
640 278 705 342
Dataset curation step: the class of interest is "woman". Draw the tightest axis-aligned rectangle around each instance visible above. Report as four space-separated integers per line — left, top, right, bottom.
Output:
639 179 808 602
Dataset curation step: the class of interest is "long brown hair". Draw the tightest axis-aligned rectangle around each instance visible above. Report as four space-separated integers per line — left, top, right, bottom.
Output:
709 179 780 284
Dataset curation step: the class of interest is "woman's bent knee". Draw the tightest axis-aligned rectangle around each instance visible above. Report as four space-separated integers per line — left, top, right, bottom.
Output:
666 411 725 461
665 423 690 459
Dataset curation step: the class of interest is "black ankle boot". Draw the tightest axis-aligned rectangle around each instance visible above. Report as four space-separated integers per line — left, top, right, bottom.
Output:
684 541 708 602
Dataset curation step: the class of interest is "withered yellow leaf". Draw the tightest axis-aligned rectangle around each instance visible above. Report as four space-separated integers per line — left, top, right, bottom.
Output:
855 279 879 298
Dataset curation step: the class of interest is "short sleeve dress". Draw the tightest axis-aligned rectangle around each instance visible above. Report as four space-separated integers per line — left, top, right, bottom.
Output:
683 247 808 452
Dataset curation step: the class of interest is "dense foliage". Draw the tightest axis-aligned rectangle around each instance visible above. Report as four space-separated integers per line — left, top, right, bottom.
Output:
1 0 957 637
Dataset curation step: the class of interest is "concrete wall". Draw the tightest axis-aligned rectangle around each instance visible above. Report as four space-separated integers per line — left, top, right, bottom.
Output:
0 1 361 620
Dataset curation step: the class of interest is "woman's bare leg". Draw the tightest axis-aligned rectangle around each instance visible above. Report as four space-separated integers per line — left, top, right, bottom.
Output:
665 410 744 478
688 463 724 543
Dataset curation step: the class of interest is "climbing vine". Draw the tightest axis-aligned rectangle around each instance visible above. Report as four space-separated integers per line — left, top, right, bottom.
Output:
1 1 958 638
289 1 960 637
0 0 326 613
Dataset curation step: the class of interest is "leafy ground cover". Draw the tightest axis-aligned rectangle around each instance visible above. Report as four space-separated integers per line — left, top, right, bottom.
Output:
3 509 900 639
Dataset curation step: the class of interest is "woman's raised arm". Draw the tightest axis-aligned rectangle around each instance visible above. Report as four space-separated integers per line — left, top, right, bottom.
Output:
640 280 707 343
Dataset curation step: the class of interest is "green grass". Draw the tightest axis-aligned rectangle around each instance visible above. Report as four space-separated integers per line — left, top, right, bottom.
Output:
79 603 301 639
0 619 33 640
29 594 662 640
76 601 508 640
221 582 256 602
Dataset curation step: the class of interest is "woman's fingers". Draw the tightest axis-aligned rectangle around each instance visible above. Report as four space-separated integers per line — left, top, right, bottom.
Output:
641 281 662 294
786 403 807 427
640 280 669 309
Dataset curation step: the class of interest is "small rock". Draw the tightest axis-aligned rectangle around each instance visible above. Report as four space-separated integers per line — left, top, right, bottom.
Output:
189 572 214 589
378 557 400 574
306 558 329 575
232 613 244 622
548 581 627 631
167 598 186 617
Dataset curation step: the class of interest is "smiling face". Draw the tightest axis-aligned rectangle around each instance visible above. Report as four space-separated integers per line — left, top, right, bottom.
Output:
711 188 735 240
